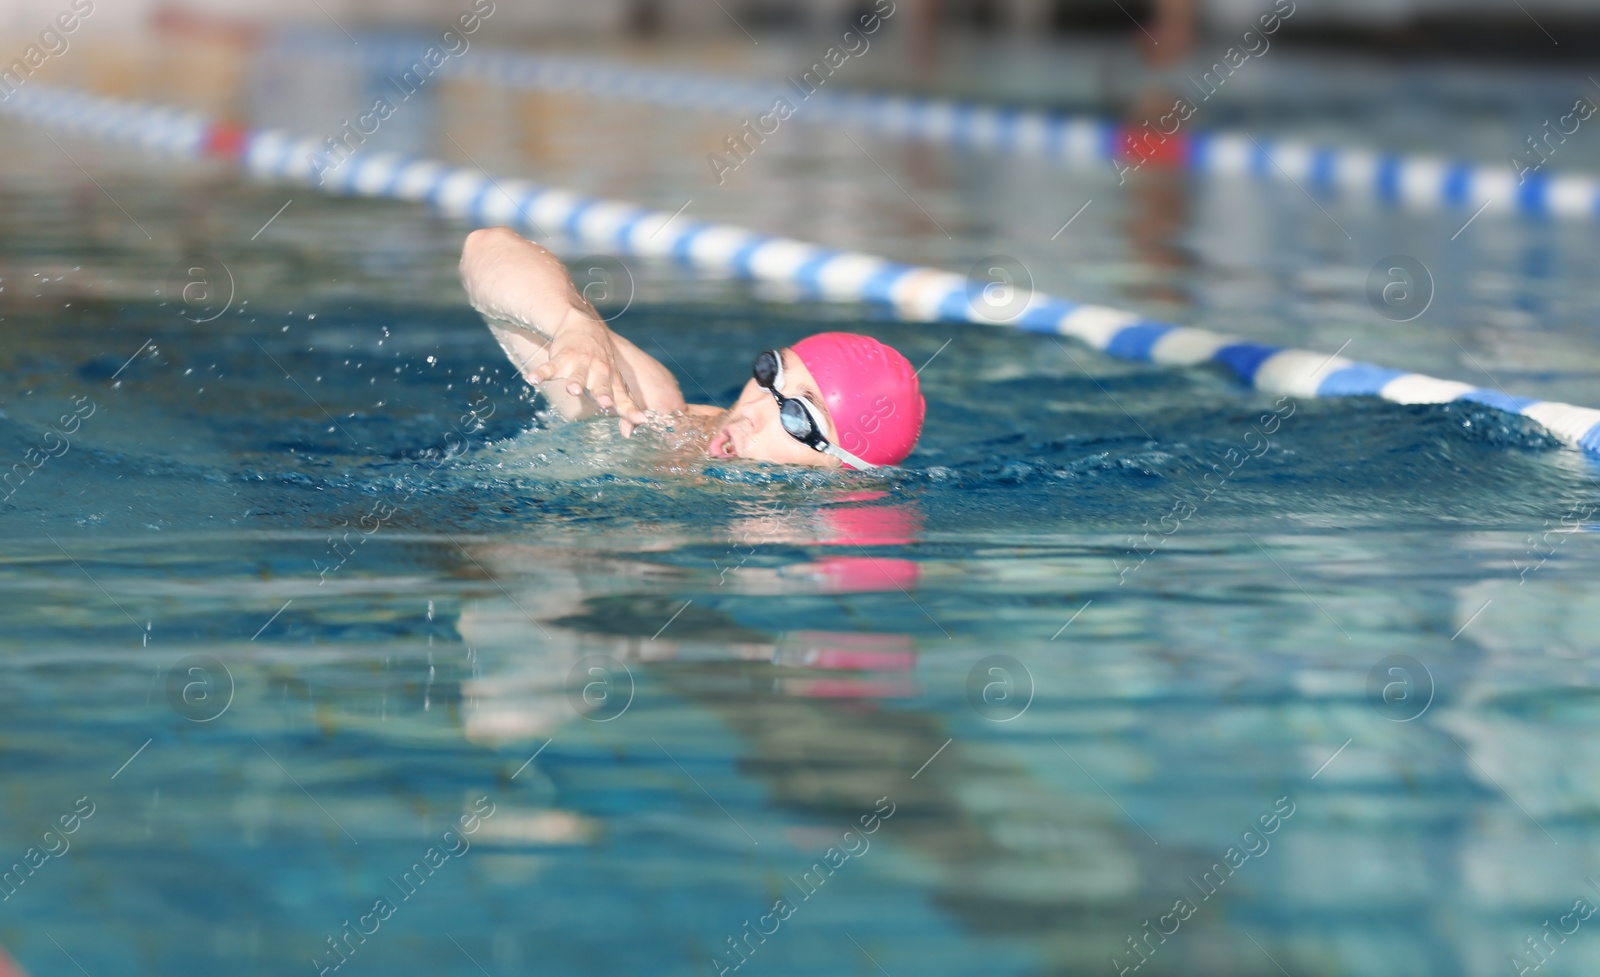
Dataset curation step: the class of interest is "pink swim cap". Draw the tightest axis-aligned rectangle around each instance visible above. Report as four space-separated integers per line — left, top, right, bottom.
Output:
790 332 925 468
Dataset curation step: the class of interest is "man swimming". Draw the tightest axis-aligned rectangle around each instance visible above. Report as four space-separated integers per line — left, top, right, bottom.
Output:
459 227 925 469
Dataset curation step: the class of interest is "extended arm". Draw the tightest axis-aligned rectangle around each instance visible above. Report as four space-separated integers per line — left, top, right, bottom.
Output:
459 227 690 429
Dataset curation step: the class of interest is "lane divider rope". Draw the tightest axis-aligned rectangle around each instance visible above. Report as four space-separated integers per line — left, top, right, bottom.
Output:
6 82 1598 457
270 31 1600 221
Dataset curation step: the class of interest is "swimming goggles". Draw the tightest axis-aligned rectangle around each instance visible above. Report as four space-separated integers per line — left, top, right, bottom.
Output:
752 350 876 470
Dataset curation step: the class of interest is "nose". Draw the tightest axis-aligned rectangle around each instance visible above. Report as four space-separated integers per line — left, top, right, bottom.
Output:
732 380 777 427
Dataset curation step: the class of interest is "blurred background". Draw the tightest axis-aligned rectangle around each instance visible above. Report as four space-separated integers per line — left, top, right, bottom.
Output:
10 0 1600 48
9 0 1600 397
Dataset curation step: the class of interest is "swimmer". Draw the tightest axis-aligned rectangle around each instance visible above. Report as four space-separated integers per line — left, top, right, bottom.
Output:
459 227 925 469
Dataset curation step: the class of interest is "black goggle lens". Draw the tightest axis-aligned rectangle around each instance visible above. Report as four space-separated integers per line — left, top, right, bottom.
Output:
753 348 828 451
752 350 780 388
778 399 817 440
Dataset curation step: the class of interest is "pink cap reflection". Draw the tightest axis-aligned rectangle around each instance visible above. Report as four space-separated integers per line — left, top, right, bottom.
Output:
776 630 917 699
804 495 923 592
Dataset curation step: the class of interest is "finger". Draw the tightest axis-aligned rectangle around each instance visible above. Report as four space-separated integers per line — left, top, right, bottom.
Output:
611 384 645 425
585 363 615 411
619 417 635 438
589 360 637 419
544 366 581 398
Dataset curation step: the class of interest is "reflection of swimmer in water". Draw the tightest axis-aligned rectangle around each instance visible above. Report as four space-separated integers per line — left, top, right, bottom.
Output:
459 228 925 470
0 946 27 977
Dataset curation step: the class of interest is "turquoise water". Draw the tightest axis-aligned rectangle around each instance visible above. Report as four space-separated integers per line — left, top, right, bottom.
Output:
3 34 1600 977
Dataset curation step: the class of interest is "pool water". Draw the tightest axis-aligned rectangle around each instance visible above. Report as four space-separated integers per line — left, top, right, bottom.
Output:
3 29 1600 977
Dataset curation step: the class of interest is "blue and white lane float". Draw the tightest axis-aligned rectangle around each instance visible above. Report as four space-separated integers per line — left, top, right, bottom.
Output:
270 32 1600 221
6 83 1599 458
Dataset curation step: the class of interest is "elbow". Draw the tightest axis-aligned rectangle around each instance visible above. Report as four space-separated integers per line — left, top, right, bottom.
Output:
459 226 522 295
462 226 520 265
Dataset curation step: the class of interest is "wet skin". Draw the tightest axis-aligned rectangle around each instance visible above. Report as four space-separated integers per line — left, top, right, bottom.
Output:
460 227 841 468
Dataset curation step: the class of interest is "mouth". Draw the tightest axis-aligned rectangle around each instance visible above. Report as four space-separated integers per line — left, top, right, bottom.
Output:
707 427 738 458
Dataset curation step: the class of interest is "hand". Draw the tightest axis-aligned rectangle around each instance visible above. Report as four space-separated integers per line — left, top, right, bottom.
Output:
618 410 655 439
530 313 646 425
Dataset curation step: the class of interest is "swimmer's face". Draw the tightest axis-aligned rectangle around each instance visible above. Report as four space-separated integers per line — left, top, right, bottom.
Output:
706 348 842 467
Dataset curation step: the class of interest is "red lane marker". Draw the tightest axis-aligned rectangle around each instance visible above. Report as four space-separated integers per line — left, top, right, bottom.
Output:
1113 123 1190 169
202 122 251 160
150 6 263 47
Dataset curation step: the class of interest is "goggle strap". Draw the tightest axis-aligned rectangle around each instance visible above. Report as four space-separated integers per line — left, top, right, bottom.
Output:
758 349 879 470
825 443 878 470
